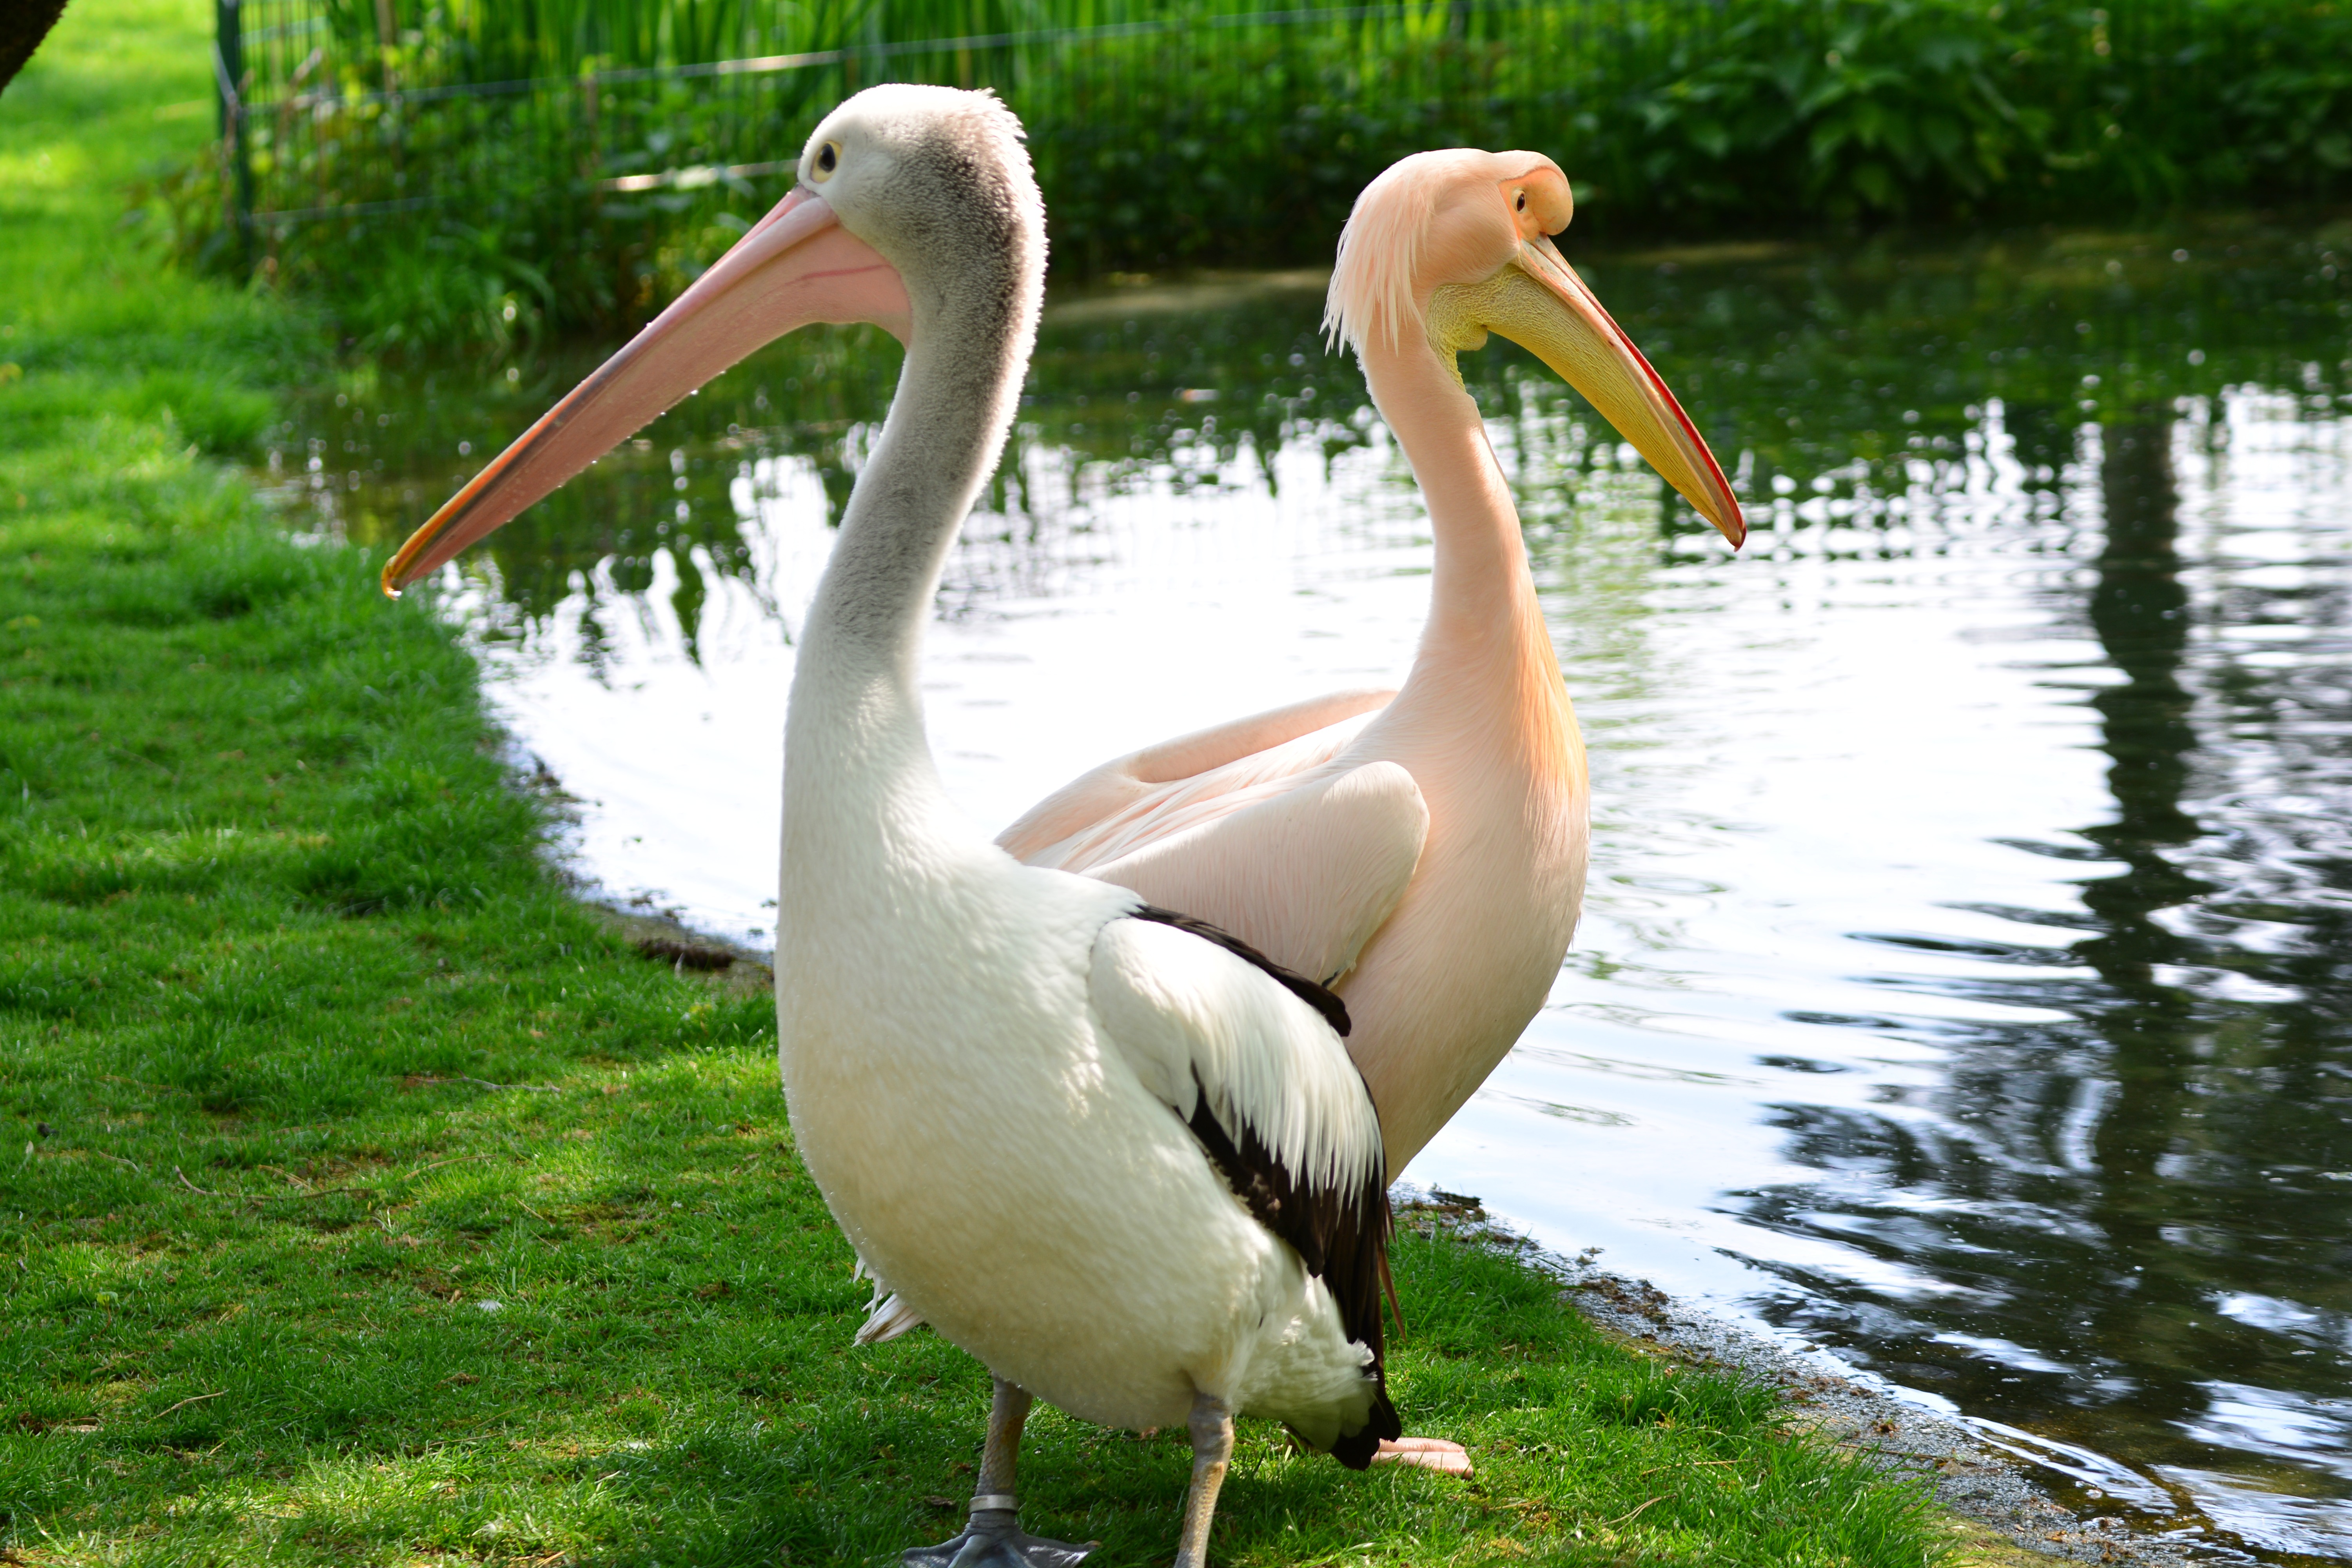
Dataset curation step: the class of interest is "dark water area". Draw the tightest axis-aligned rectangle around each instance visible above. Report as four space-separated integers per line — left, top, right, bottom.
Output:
277 218 2352 1563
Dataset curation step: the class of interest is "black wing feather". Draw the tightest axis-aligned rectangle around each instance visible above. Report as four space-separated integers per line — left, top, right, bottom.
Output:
1130 904 1351 1037
1130 904 1401 1468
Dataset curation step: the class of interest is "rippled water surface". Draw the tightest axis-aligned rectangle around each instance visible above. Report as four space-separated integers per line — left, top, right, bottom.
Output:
287 224 2352 1563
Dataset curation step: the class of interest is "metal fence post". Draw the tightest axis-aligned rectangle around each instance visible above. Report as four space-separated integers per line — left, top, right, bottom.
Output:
213 0 255 265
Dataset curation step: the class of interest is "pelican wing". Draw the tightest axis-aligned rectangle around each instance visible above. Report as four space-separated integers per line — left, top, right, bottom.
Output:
1001 690 1427 986
1084 762 1426 986
998 688 1394 864
1091 907 1382 1190
1090 907 1398 1463
848 899 1399 1363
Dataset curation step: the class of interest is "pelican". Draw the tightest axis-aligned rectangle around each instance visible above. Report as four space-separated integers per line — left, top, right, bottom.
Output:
383 86 1410 1568
993 150 1745 1178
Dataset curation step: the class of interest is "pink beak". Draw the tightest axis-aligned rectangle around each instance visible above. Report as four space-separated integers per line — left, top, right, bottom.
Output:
381 185 912 595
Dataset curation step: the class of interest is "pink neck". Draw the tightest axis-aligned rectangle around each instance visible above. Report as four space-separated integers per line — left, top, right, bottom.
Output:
1357 331 1557 710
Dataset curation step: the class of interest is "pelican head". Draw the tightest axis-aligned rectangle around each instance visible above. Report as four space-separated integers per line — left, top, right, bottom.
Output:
381 84 1040 595
792 84 1043 312
1326 149 1744 547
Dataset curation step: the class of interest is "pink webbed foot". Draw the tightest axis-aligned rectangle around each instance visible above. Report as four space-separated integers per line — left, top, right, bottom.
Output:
1373 1437 1474 1477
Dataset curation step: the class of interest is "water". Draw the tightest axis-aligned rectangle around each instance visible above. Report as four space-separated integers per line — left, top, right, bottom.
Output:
281 222 2352 1563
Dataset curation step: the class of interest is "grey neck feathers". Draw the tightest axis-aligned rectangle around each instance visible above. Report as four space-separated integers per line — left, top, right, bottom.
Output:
788 197 1042 797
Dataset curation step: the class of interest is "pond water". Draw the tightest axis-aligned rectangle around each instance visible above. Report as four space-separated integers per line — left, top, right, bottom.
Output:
279 222 2352 1564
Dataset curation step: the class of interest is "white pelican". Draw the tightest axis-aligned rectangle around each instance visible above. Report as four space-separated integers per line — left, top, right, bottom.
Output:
383 86 1408 1567
995 151 1745 1176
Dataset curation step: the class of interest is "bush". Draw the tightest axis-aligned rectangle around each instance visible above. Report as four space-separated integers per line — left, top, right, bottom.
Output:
163 0 2352 352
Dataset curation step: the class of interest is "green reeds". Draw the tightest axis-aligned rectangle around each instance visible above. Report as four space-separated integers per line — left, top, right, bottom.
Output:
170 0 2352 354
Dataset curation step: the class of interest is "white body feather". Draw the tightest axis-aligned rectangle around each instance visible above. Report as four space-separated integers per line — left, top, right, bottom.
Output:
779 799 1378 1442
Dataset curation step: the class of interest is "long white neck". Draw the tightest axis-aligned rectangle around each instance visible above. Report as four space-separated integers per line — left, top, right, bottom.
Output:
782 245 1039 888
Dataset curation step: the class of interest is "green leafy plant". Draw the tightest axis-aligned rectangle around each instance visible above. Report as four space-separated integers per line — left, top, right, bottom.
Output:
156 0 2352 354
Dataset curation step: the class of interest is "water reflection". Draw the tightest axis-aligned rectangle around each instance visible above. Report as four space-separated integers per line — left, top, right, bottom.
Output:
1734 383 2352 1558
279 223 2352 1563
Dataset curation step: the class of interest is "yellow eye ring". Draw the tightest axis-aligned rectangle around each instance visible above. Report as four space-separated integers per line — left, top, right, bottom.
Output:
811 140 841 181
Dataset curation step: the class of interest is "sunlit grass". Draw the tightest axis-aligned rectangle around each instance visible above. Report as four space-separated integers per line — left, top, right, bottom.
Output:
6 1016 1959 1566
0 0 312 467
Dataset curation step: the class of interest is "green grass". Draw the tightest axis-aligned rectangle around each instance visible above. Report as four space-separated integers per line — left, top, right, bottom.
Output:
0 0 311 464
2 5 1958 1563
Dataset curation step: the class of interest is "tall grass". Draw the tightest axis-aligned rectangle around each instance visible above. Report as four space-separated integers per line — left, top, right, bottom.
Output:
162 0 2352 353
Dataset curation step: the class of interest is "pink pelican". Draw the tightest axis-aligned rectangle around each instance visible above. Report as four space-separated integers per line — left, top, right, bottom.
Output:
996 151 1745 1176
384 86 1411 1568
861 156 1746 1487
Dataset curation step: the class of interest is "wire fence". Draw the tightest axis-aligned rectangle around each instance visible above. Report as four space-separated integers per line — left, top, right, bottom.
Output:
192 0 2352 346
215 0 1740 254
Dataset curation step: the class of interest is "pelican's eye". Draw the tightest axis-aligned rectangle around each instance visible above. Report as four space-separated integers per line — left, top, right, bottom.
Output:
1514 189 1527 212
812 140 841 181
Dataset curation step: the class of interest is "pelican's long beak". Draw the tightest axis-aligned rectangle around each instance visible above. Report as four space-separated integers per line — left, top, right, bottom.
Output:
1490 237 1744 547
381 186 912 595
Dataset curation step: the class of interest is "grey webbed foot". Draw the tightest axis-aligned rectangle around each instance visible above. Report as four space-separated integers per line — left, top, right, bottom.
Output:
903 1507 1097 1568
912 1379 1095 1568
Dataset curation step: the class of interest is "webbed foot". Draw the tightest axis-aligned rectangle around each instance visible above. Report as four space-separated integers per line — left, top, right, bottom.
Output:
1374 1436 1474 1477
904 1504 1097 1568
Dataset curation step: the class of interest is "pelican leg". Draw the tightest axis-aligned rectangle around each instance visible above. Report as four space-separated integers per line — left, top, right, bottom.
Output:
1171 1390 1235 1568
904 1376 1097 1568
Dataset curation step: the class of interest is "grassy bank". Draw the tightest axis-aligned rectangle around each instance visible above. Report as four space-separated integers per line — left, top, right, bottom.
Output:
3 5 1961 1564
165 0 2352 350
